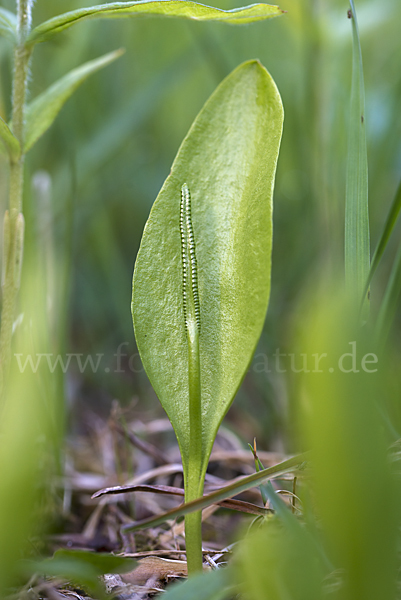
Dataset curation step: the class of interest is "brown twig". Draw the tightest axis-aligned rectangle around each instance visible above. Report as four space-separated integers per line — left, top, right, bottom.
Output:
92 483 271 516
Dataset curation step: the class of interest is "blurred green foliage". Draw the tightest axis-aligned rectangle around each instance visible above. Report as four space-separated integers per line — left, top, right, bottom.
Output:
237 286 400 600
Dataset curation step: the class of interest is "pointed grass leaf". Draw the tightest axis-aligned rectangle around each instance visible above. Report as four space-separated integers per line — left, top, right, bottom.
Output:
0 116 20 160
376 242 401 346
122 453 308 533
345 0 370 316
367 178 401 292
0 8 17 42
132 60 283 500
27 1 284 45
23 49 124 152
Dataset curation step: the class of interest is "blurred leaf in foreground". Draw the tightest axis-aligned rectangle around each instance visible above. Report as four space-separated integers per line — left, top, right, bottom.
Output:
0 270 56 593
300 287 398 600
237 482 326 600
26 549 137 598
163 566 233 600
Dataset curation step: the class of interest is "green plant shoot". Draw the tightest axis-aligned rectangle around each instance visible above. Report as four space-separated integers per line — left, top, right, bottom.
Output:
132 60 283 573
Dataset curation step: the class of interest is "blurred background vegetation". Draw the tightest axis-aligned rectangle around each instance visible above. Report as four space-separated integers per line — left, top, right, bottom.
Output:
1 0 400 449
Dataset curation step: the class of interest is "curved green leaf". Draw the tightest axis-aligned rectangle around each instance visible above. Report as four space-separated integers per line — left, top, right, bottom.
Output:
27 1 284 45
0 8 17 43
132 59 283 487
0 116 20 160
23 49 124 152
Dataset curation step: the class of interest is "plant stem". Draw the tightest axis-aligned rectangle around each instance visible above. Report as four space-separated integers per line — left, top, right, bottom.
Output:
185 325 203 574
0 0 32 395
180 183 204 574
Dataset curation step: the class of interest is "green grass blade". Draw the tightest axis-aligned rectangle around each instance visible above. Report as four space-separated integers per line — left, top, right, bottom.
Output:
366 179 401 292
376 242 401 346
27 1 284 45
248 442 269 505
237 482 327 600
121 453 308 533
23 49 124 152
345 0 370 315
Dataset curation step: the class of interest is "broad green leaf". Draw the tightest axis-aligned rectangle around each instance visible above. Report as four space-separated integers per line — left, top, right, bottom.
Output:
345 0 370 316
163 566 233 600
0 116 20 160
23 49 124 152
122 453 308 533
0 8 17 42
27 1 284 45
132 60 283 492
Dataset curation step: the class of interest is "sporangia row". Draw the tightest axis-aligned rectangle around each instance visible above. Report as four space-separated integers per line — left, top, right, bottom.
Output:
180 183 201 333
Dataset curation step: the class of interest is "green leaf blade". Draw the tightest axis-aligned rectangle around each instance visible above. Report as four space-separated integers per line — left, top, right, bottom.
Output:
0 116 20 160
132 60 283 483
23 49 124 152
345 0 370 315
0 8 17 42
27 1 284 45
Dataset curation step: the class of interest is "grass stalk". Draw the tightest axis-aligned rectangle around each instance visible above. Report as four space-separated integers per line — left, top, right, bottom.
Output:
0 0 33 395
345 0 370 317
